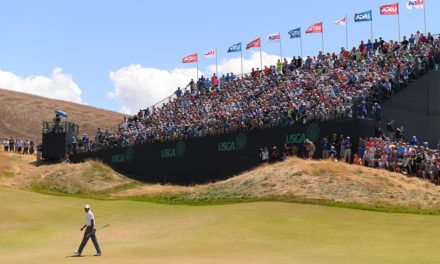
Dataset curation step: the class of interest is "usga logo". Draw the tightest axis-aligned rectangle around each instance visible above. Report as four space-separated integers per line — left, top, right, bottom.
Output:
161 141 186 158
285 133 306 144
111 148 134 163
218 132 247 152
161 148 176 158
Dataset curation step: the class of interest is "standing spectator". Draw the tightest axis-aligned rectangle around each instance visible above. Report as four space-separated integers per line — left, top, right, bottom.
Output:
3 138 8 152
270 146 280 163
410 136 418 146
23 140 29 155
304 139 315 160
259 147 269 164
343 137 352 163
395 126 405 142
29 141 34 155
9 137 14 152
36 143 43 162
386 120 395 140
175 87 183 98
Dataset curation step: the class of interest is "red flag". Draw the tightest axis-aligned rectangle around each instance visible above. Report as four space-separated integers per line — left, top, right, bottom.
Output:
182 53 198 63
246 37 261 50
305 22 323 34
380 3 399 15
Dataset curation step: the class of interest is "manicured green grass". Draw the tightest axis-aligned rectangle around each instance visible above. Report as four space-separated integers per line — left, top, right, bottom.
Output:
0 186 439 264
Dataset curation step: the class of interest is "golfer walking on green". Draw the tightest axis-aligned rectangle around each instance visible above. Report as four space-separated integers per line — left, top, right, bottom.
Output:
74 204 102 256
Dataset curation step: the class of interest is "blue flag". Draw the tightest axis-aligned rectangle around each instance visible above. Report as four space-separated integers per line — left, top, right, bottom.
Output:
288 28 301 39
227 42 242 53
354 10 372 22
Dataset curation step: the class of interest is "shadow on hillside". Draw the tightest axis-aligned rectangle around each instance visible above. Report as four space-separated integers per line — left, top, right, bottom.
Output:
30 159 65 167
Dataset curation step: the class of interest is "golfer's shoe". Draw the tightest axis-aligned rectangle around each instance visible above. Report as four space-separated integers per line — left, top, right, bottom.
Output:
94 252 102 256
73 250 81 256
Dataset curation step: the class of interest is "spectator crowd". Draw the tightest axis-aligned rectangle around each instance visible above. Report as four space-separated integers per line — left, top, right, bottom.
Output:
2 137 35 155
90 31 439 150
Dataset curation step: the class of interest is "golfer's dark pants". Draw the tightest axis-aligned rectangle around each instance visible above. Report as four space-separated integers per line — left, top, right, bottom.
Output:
78 226 101 254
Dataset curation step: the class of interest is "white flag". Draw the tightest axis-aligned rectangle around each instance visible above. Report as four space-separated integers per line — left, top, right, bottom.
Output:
204 49 216 58
267 32 281 42
406 0 424 9
334 16 347 26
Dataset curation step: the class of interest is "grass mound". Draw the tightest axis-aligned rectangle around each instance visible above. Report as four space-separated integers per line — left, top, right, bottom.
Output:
2 151 440 214
116 157 440 213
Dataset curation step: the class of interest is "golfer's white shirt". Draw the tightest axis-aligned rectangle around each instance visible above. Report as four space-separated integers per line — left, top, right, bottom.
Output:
86 211 95 227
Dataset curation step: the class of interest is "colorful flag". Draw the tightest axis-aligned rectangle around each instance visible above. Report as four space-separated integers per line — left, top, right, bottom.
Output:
406 0 424 9
246 37 261 49
380 3 399 15
182 53 198 63
267 32 281 42
354 10 373 22
227 42 241 53
288 28 301 38
334 16 347 26
305 22 323 33
204 49 216 58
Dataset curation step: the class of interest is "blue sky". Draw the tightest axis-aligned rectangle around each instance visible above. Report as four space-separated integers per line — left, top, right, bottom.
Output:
0 0 437 113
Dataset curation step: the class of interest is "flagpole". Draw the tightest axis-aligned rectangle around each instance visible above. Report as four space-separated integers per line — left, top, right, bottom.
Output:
259 43 263 70
240 48 243 76
346 14 348 49
424 0 427 35
196 52 199 81
300 36 303 58
279 38 283 60
397 8 401 42
370 19 374 41
321 32 324 53
215 48 218 78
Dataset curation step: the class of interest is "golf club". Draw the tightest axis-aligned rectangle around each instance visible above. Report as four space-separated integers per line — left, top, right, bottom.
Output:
87 224 110 238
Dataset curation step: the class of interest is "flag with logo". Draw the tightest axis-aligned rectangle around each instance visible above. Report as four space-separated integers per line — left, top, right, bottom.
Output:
204 49 216 58
380 3 399 15
182 53 198 63
334 16 347 26
267 32 281 42
406 0 424 9
227 42 242 53
354 10 373 22
246 37 261 49
305 22 323 33
288 28 301 38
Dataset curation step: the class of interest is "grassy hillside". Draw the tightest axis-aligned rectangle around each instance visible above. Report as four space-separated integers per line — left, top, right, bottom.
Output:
0 88 124 142
0 186 439 264
2 151 440 214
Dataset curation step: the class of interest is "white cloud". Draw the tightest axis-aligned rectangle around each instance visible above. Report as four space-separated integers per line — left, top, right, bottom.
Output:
108 52 281 114
108 64 202 114
207 51 281 76
0 67 82 103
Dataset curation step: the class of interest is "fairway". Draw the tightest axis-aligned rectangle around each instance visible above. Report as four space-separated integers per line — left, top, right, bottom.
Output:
1 186 440 264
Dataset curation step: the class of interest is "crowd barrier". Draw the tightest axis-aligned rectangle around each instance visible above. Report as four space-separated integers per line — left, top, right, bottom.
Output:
70 119 375 184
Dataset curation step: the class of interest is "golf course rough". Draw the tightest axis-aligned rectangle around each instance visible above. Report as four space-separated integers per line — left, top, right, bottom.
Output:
0 186 440 264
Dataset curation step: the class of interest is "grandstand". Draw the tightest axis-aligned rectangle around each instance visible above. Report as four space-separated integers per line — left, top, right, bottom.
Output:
71 32 440 184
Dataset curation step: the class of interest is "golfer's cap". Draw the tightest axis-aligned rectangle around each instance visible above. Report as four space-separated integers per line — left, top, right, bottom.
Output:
84 204 90 209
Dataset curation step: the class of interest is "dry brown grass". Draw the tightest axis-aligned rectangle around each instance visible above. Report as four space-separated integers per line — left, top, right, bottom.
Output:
2 150 440 210
117 157 440 209
0 151 12 175
0 151 134 193
0 88 124 143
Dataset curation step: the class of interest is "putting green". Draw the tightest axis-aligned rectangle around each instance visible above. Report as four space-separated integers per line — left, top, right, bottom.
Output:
0 186 439 264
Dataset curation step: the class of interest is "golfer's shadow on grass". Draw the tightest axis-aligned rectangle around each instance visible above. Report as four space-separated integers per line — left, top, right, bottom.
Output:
65 255 84 258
